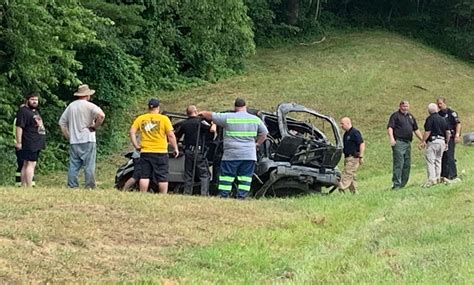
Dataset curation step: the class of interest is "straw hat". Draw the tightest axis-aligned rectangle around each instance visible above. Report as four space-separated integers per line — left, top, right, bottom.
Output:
74 84 95 96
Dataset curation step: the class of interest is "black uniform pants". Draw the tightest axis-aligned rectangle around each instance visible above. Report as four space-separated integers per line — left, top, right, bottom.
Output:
441 138 457 179
184 149 210 195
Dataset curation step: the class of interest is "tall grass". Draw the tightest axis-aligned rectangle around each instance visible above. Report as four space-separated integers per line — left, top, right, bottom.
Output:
0 30 473 283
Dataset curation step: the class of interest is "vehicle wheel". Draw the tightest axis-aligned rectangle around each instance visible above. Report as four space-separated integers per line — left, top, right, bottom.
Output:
256 179 311 198
115 172 133 191
170 183 184 194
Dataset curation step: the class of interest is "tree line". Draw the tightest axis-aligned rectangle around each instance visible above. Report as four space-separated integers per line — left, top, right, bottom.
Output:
0 0 472 184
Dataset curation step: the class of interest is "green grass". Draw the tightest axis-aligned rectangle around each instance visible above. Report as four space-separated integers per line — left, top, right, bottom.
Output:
1 30 473 283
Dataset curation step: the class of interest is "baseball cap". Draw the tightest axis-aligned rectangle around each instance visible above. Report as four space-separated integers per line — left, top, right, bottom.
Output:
148 98 160 109
234 98 246 107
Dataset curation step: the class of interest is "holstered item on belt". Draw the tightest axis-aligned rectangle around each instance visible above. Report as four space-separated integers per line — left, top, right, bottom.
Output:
184 145 204 153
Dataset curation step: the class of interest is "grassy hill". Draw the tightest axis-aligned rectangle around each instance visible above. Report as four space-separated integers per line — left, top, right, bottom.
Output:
1 31 473 283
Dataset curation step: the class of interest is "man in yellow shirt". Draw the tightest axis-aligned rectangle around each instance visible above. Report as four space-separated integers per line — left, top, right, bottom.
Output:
130 99 179 193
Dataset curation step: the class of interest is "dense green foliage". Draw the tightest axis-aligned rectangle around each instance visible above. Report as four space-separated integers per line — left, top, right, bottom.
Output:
0 0 254 184
0 0 472 184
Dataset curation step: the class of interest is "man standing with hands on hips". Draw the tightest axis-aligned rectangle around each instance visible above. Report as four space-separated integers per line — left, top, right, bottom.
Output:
59 84 105 189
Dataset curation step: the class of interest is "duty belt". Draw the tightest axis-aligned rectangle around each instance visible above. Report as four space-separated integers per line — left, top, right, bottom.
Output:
184 145 203 152
430 135 444 141
344 153 359 158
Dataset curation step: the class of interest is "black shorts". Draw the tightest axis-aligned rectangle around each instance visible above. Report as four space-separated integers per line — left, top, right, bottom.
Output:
18 149 41 162
132 158 142 179
139 153 169 182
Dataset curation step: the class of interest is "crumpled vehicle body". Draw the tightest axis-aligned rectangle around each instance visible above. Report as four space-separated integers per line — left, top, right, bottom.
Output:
115 103 343 197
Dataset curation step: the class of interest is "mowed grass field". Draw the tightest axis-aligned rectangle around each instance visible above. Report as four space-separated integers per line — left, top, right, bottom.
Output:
1 31 473 283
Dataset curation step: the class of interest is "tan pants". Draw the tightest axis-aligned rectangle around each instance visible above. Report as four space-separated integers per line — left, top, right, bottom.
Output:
425 139 445 183
339 156 360 192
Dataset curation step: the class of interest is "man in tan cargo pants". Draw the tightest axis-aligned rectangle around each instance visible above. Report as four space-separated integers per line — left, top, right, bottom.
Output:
338 117 365 194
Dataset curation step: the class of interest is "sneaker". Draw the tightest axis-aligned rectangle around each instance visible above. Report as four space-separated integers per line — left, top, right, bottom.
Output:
451 177 462 184
422 181 434 188
442 177 453 184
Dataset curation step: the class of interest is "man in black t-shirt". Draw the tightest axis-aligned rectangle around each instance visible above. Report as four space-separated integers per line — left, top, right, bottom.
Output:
338 117 365 194
420 103 450 187
387 101 423 190
175 105 216 195
15 92 46 187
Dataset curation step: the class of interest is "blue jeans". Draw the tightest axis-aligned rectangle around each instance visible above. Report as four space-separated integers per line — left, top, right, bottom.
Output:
68 142 97 189
218 160 255 199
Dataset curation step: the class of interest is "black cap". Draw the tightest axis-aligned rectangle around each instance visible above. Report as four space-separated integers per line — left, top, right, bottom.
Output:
148 98 160 109
234 98 246 107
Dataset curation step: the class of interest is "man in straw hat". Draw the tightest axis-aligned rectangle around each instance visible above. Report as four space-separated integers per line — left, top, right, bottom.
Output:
59 84 105 189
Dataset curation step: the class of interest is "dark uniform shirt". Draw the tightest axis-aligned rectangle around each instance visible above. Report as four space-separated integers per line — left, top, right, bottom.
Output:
438 107 460 134
343 127 364 157
387 111 419 141
175 117 211 148
15 106 46 151
424 113 448 142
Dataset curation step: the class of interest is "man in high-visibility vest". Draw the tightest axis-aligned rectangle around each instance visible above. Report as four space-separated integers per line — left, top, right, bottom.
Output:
200 98 268 199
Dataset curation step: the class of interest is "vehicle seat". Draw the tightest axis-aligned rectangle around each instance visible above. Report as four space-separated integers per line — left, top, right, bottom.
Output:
274 136 305 161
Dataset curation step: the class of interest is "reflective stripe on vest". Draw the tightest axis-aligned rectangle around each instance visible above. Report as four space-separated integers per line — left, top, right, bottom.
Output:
225 131 257 137
226 118 260 124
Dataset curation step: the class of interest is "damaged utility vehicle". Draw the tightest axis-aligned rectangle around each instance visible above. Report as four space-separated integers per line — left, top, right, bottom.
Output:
115 103 343 197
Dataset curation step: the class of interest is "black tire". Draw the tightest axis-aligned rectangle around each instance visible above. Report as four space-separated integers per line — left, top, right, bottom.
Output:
115 172 133 191
254 178 312 198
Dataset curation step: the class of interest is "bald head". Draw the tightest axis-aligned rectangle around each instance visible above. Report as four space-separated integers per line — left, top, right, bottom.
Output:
428 103 438 114
340 117 352 131
186 105 198 117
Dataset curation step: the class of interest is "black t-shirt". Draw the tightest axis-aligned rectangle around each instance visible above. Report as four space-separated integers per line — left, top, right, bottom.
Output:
343 127 364 157
175 117 211 147
424 113 448 141
438 107 460 132
387 111 418 141
16 106 46 151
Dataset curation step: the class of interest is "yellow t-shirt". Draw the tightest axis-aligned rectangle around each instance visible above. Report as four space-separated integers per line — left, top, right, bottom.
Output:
131 113 173 153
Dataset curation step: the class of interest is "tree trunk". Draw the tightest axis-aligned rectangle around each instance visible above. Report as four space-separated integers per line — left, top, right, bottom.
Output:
286 0 300 26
